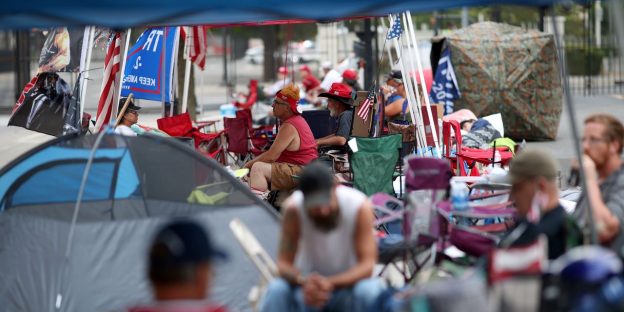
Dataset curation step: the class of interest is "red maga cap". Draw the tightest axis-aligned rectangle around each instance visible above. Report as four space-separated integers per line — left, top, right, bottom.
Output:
342 69 358 80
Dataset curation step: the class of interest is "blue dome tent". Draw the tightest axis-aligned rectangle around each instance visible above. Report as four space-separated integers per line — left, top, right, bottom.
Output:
0 132 279 311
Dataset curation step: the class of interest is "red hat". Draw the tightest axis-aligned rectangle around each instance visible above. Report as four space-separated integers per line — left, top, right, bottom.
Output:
302 76 320 91
318 83 354 106
298 65 311 73
342 69 358 81
278 66 289 75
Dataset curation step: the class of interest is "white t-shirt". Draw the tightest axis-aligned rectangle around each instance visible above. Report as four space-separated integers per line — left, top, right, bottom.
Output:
115 125 137 136
320 70 343 91
286 185 367 276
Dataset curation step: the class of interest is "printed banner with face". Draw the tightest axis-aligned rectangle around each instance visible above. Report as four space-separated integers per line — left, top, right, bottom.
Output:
120 27 179 103
38 27 87 73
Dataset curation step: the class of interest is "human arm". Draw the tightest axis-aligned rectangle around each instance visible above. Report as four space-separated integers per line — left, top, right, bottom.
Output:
244 123 296 169
39 29 71 72
316 134 347 147
326 200 377 288
385 98 405 118
276 205 303 285
582 155 621 242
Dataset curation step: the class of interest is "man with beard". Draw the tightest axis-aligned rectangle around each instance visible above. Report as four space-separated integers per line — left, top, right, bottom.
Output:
260 163 383 312
315 83 354 149
573 114 624 256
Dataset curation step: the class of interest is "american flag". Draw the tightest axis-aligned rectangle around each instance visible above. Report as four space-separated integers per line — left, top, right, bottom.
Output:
357 90 375 121
94 32 120 132
182 26 208 70
387 16 403 39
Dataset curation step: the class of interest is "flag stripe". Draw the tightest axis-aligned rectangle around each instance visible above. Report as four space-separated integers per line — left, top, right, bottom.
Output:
95 32 121 131
184 26 207 70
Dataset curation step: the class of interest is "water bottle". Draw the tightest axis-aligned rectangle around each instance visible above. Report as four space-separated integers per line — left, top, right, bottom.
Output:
451 180 469 211
451 180 470 225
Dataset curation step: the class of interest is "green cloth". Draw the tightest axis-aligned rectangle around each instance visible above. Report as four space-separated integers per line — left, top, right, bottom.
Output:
350 134 402 196
187 190 229 205
490 137 516 154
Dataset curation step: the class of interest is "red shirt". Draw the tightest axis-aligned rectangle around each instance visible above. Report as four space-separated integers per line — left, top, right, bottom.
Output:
276 115 318 165
302 75 320 91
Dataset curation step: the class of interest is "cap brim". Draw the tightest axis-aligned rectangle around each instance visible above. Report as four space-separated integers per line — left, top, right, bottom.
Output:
303 191 331 210
318 93 353 106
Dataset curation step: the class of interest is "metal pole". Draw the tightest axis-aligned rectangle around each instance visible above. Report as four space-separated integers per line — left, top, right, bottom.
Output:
550 8 597 244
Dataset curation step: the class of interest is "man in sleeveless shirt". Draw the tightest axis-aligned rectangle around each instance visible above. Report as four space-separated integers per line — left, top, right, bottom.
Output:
260 163 383 312
244 84 318 196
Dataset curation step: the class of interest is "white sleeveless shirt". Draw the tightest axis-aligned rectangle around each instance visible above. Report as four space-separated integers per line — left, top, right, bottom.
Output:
287 185 367 276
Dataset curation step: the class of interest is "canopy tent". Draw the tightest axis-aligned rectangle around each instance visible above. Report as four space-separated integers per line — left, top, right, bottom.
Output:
0 132 279 311
1 0 580 29
437 22 563 140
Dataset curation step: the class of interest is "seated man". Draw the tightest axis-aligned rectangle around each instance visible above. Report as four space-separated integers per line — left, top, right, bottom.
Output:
129 219 227 312
244 84 318 196
574 114 624 255
315 83 354 149
260 163 383 312
500 148 582 259
115 98 141 136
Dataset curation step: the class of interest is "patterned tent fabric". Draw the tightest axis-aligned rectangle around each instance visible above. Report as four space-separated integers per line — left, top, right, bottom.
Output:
446 22 563 140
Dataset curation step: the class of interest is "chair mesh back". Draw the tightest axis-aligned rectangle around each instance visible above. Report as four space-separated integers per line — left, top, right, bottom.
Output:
224 117 249 154
302 110 335 139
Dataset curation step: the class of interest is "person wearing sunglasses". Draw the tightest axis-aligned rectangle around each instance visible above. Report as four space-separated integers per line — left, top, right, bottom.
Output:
115 98 141 136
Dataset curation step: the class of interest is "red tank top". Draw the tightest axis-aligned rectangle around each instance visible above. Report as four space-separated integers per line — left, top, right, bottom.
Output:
276 115 318 165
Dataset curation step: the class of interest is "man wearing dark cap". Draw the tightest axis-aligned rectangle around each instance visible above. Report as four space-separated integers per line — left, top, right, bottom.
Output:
315 83 355 148
260 163 383 312
129 219 227 312
115 98 141 136
499 148 581 259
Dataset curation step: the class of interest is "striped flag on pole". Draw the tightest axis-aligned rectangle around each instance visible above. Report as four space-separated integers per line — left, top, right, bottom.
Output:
95 32 121 132
182 26 208 70
357 90 375 121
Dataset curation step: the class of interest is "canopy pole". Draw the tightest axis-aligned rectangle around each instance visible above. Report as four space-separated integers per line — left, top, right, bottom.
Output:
390 14 426 155
161 27 167 117
407 11 441 158
55 129 108 311
79 26 95 119
400 12 429 156
549 8 596 244
115 28 132 123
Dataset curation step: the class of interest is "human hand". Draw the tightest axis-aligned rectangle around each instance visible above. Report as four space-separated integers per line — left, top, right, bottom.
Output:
571 155 598 184
303 273 332 308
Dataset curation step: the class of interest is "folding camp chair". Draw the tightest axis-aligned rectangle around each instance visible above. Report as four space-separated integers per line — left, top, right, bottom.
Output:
349 134 402 196
223 116 264 167
157 112 226 164
442 120 514 176
372 157 452 283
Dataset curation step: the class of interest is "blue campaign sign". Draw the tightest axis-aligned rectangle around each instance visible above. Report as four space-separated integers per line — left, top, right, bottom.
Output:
121 27 179 102
429 47 460 115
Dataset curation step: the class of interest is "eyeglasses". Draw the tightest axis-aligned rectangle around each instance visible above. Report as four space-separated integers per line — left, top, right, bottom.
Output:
580 136 608 145
272 99 289 107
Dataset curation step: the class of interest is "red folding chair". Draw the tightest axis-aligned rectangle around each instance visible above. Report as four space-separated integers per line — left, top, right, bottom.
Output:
442 120 513 176
157 113 226 164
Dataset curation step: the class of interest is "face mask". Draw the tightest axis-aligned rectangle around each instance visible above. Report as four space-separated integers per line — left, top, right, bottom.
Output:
528 190 548 223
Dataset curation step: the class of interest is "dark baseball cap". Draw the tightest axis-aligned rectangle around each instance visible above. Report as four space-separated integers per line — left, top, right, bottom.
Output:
386 70 403 82
149 219 226 269
118 97 141 113
299 162 335 210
